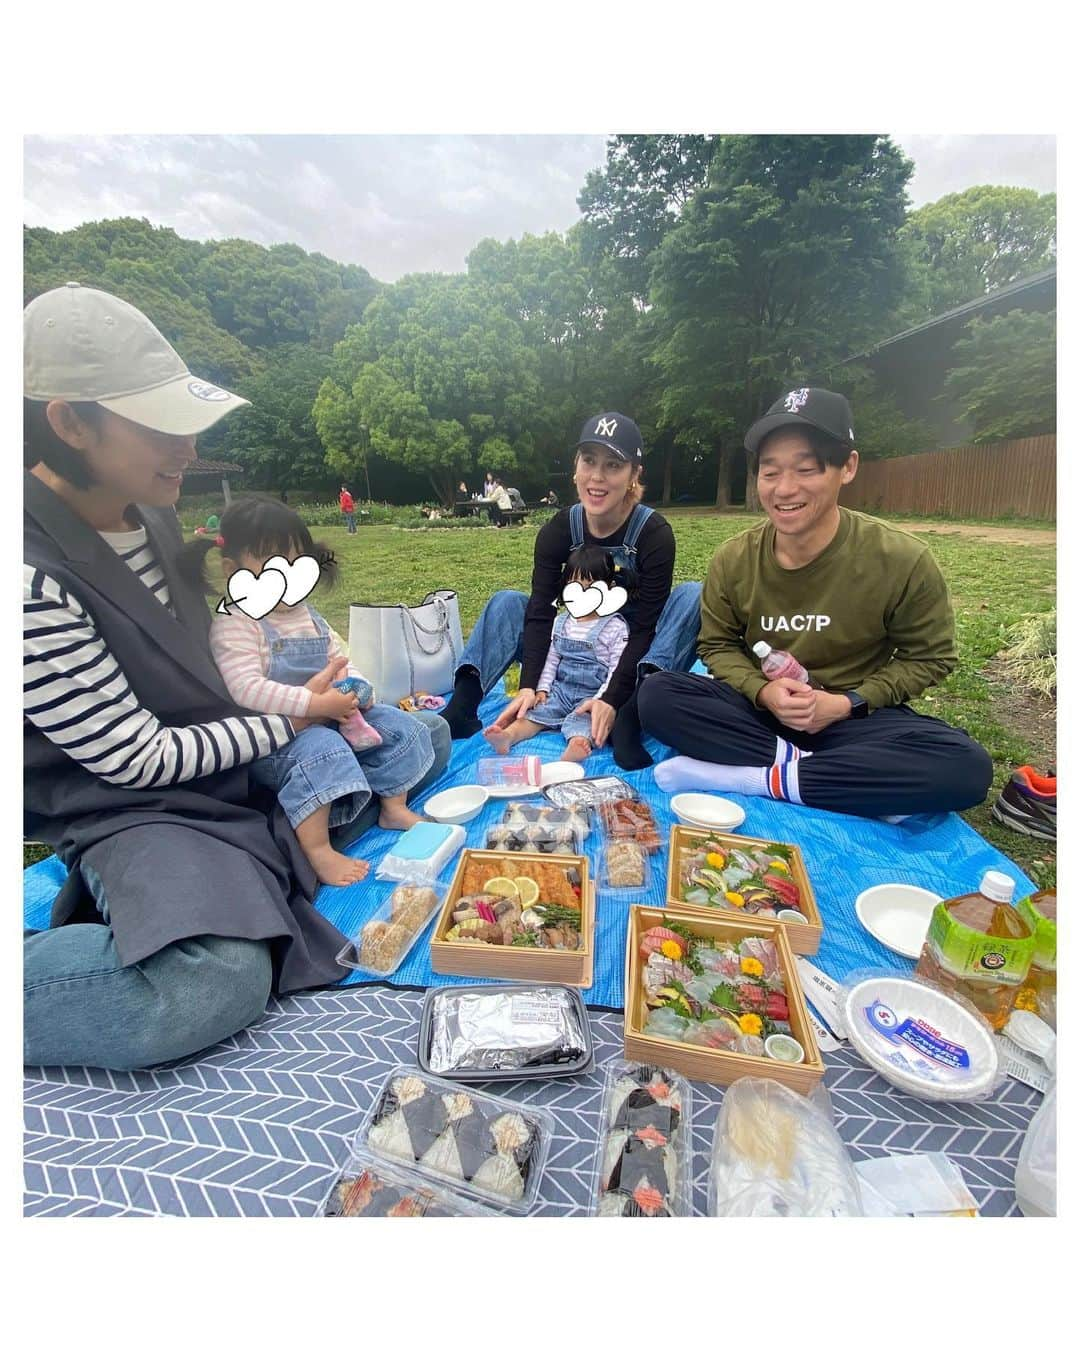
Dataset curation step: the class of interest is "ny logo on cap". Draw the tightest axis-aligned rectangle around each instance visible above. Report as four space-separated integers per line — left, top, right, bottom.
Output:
783 388 810 413
594 416 618 438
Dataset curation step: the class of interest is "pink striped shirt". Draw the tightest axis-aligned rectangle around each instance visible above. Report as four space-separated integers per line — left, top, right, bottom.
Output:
210 605 364 717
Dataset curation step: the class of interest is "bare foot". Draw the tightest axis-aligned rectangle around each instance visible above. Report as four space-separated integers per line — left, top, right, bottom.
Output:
378 801 424 831
561 736 592 763
308 846 371 887
483 725 513 755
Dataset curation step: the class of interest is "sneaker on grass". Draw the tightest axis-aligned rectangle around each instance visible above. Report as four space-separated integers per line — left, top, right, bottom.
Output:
991 766 1056 840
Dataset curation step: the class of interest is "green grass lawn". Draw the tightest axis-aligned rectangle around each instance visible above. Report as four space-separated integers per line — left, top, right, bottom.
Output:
311 511 1055 880
24 510 1056 883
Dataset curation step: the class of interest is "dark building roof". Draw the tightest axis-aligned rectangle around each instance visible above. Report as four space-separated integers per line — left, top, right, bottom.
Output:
185 458 244 475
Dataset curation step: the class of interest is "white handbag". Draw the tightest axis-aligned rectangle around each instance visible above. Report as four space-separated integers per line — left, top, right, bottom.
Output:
347 589 464 705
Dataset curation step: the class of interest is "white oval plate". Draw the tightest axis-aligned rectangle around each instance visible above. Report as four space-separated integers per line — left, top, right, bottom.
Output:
855 883 942 959
670 792 746 831
539 761 586 789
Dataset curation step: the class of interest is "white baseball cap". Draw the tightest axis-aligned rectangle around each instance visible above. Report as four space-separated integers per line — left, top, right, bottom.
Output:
24 282 251 435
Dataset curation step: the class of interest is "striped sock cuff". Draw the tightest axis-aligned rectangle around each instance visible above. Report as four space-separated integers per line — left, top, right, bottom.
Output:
769 737 810 804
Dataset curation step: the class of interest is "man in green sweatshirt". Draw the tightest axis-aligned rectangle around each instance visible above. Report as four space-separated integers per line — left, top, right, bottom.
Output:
638 387 993 818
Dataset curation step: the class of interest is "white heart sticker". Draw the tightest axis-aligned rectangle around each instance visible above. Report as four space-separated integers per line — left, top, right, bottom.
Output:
562 580 602 618
262 554 321 607
595 582 628 616
218 566 287 619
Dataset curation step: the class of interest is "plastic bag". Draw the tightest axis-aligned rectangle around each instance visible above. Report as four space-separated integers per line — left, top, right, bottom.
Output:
709 1077 862 1216
1015 1084 1056 1217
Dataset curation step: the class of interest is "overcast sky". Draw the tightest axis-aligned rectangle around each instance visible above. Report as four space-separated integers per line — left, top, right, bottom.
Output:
23 134 1056 284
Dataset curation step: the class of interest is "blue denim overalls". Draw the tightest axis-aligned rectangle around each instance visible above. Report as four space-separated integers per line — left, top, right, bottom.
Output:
248 605 434 830
568 501 651 624
528 610 628 743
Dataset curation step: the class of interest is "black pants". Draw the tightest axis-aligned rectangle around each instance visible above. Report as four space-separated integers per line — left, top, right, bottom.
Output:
638 672 994 819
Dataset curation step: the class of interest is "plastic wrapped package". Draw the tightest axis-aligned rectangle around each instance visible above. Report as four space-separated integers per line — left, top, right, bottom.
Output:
320 1147 490 1216
600 839 651 895
1015 1083 1056 1217
501 802 590 837
419 984 593 1078
597 797 662 852
591 1061 692 1216
542 775 637 810
375 821 466 885
336 884 444 976
360 1068 554 1213
709 1078 862 1216
836 969 1005 1102
485 823 582 855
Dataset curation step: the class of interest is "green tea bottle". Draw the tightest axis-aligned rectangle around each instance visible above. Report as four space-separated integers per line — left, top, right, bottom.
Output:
915 870 1035 1031
1015 891 1056 1029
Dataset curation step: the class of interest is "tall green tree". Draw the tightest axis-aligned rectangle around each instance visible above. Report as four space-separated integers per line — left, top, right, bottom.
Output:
944 308 1056 443
899 185 1056 320
650 135 914 506
314 272 547 506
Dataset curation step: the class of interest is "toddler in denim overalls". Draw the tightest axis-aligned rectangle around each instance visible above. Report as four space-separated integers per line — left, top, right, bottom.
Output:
196 500 435 887
483 544 629 763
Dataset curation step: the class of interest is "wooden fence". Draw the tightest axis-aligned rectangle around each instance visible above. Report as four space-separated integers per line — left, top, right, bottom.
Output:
840 435 1056 521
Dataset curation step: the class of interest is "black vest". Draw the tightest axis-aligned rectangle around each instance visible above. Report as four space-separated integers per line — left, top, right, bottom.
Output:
24 473 345 991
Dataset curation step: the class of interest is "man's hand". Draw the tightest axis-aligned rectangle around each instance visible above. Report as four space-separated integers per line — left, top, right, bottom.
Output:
493 688 541 730
308 687 360 724
802 690 854 735
574 698 616 748
756 678 817 731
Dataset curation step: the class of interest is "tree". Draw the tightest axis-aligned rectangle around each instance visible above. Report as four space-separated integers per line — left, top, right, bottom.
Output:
827 362 939 460
944 308 1056 443
577 135 717 303
899 185 1056 320
649 135 914 506
314 272 548 506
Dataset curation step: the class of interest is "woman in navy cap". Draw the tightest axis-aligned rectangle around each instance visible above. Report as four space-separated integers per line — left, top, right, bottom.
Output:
440 412 702 767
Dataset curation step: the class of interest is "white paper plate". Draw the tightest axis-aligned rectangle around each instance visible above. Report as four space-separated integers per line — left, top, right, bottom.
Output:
483 779 543 799
539 761 586 789
855 883 942 959
841 975 1000 1102
670 793 746 831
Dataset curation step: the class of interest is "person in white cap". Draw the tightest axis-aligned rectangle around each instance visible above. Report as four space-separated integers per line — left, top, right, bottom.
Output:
22 284 450 1070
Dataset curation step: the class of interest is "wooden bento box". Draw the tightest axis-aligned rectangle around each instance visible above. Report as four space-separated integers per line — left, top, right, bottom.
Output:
429 849 595 988
623 905 825 1093
664 824 822 956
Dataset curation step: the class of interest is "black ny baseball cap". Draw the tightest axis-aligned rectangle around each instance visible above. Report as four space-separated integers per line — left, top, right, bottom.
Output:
744 387 855 456
575 411 644 464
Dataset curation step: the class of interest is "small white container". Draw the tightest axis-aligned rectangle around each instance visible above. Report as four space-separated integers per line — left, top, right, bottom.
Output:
424 785 489 825
855 883 943 959
670 793 746 831
765 1034 805 1064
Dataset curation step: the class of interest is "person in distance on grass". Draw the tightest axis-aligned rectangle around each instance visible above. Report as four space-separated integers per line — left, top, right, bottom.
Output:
441 411 703 766
639 387 993 820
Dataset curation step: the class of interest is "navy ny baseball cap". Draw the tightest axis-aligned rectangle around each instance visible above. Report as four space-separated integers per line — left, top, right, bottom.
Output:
744 387 855 456
575 411 644 464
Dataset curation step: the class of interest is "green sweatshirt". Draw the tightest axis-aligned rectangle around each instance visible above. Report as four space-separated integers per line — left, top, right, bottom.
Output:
698 509 957 710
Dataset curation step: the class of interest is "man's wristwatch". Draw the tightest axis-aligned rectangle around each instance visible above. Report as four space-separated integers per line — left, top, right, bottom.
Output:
843 691 870 719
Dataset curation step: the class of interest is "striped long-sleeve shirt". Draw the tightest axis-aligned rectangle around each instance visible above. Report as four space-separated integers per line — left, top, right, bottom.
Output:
209 607 363 718
23 525 293 789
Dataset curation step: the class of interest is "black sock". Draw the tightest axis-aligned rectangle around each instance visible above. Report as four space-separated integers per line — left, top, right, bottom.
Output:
440 668 484 739
612 691 653 771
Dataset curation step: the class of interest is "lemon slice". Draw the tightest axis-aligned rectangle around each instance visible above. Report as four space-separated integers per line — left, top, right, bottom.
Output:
483 877 520 900
514 876 541 909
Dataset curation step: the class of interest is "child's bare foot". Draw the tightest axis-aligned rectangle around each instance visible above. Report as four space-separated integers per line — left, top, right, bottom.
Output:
378 800 423 831
308 846 370 887
562 736 592 763
483 725 513 755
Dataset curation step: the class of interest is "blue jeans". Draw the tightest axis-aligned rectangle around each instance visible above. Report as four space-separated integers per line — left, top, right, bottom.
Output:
343 511 357 534
250 704 434 830
458 582 704 695
24 924 273 1070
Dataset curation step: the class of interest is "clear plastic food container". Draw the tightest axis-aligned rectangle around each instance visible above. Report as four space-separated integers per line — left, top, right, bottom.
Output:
336 883 445 976
359 1067 554 1214
597 796 662 853
501 801 591 839
319 1145 491 1217
374 821 466 885
590 1060 693 1217
599 839 652 896
542 775 638 810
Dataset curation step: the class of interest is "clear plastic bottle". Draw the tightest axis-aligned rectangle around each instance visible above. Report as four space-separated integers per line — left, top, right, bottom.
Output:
752 640 811 684
1015 891 1056 1028
915 870 1036 1031
477 755 542 789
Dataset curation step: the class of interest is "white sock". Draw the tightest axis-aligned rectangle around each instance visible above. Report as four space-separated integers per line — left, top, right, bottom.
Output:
655 738 811 805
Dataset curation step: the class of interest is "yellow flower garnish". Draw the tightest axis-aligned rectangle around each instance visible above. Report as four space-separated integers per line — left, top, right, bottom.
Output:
769 859 790 873
660 939 683 960
706 851 725 868
725 891 746 907
740 957 764 977
738 1014 763 1036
